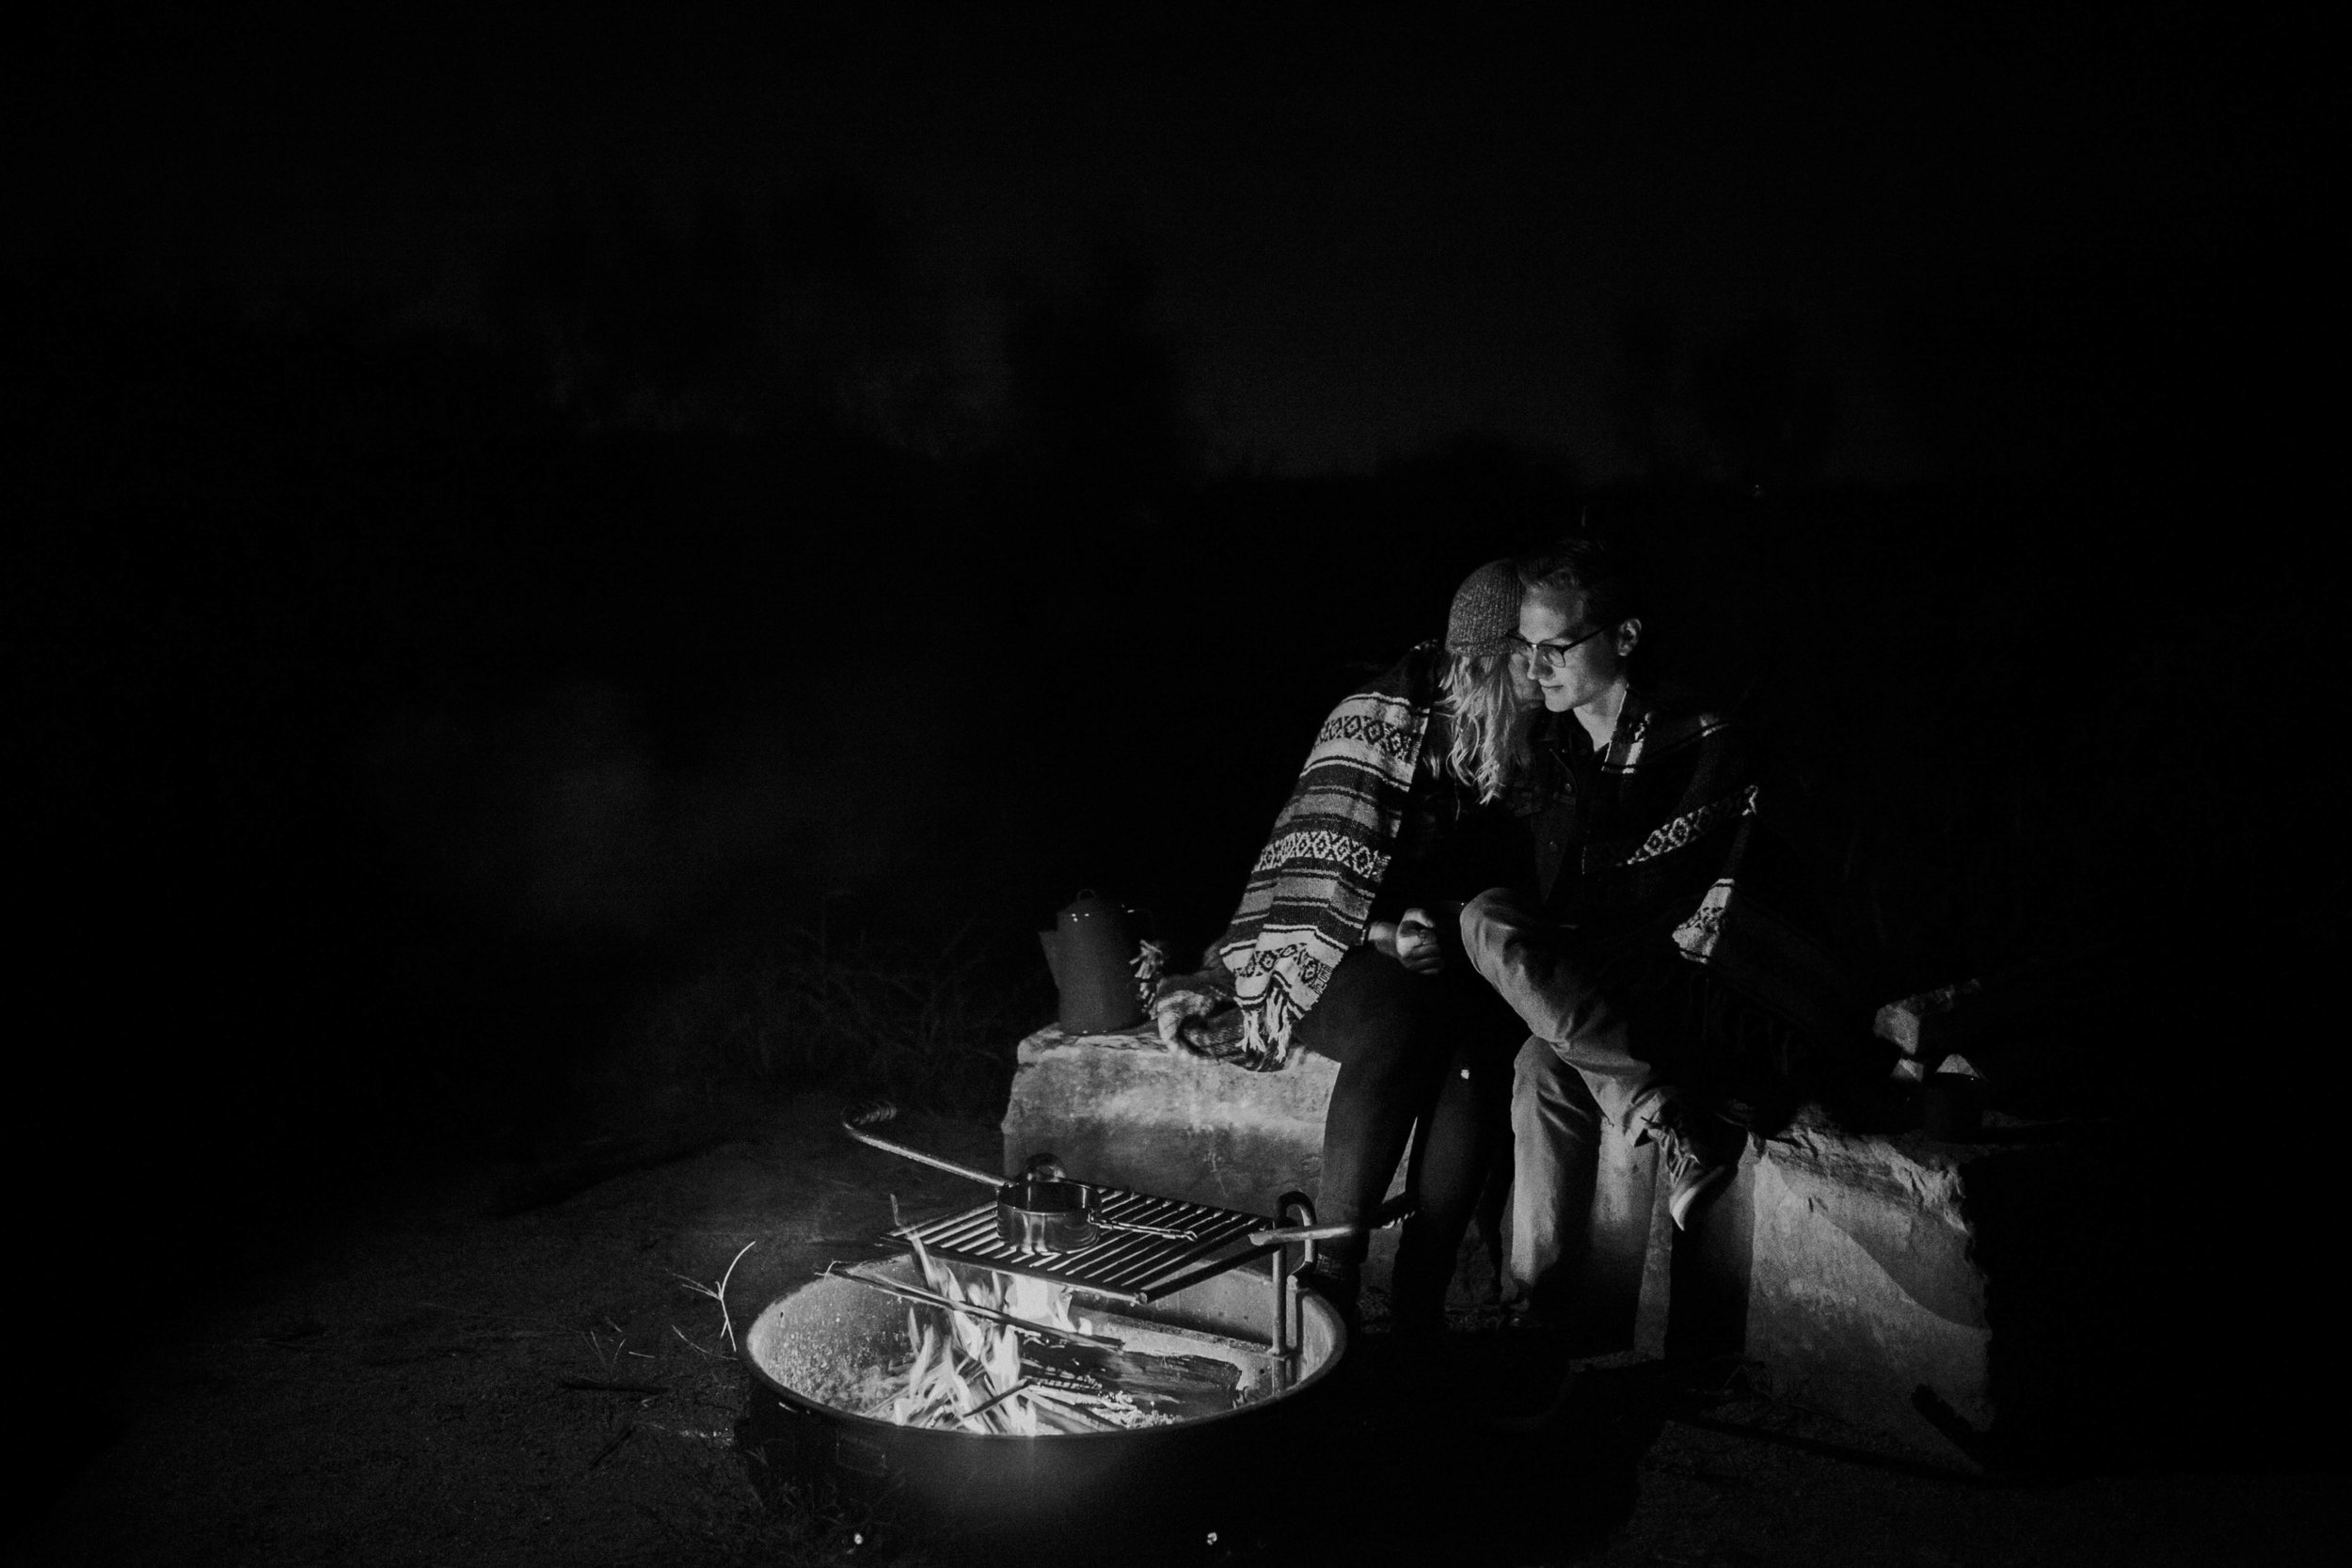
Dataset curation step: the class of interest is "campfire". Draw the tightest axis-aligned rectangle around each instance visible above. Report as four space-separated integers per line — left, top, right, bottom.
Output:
812 1236 1273 1435
737 1109 1358 1539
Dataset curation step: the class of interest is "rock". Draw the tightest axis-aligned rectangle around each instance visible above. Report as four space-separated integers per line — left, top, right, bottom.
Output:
1869 953 2136 1098
1873 979 1985 1056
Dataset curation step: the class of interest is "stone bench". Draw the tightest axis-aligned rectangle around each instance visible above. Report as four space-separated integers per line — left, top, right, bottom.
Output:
1635 1106 2123 1469
997 1024 1416 1279
1000 1022 2118 1467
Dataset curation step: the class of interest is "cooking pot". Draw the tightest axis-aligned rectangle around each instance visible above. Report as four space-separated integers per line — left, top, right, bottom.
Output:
991 1175 1098 1252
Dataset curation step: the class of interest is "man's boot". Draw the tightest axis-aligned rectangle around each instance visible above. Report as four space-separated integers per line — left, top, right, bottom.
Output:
1648 1097 1744 1231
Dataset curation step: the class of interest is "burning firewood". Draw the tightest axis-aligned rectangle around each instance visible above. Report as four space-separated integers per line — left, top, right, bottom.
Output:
818 1231 1273 1434
1023 1388 1121 1433
822 1264 1122 1350
1019 1341 1245 1426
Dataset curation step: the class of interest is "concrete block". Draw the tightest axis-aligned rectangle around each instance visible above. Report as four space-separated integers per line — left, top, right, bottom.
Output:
999 1024 1407 1284
1619 1106 2124 1467
1001 1023 1335 1212
1740 1116 1995 1457
1002 1025 2121 1465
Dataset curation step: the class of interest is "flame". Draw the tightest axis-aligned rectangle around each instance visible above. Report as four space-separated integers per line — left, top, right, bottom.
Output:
855 1239 1076 1434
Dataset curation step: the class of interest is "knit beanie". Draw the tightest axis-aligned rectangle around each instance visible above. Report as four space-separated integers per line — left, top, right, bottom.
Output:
1445 559 1520 655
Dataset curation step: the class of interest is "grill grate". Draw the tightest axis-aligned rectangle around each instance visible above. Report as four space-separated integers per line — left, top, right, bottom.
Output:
890 1186 1276 1304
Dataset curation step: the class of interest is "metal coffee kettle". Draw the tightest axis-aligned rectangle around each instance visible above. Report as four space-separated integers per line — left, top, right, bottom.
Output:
1038 889 1144 1034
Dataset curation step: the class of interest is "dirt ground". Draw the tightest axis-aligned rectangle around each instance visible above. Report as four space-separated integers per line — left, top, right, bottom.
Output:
18 1093 2339 1567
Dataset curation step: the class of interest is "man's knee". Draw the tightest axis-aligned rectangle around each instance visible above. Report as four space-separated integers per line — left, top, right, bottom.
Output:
1510 1037 1548 1141
1512 1034 1561 1103
1513 1036 1602 1141
1462 886 1536 934
1460 887 1541 977
1464 894 1612 1048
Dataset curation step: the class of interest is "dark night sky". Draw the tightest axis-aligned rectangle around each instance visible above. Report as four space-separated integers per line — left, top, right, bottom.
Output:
15 5 2324 480
10 1 2340 1108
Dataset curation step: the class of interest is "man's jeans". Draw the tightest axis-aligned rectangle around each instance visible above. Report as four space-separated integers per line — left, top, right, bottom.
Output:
1460 888 1678 1139
1464 888 1680 1319
1507 1036 1600 1319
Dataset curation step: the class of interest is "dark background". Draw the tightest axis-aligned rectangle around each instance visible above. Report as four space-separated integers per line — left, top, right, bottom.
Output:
8 0 2344 1511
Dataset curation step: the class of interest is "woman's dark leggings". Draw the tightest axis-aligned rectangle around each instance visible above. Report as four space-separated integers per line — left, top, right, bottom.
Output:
1292 944 1520 1329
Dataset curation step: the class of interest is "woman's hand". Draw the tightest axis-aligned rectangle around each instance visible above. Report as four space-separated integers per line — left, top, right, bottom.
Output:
1393 908 1446 974
1367 911 1446 973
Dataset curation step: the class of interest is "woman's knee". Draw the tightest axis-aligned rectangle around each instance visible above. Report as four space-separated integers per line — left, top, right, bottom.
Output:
1295 945 1428 1071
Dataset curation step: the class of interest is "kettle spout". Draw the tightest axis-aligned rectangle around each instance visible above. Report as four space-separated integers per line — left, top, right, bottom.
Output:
1037 929 1064 990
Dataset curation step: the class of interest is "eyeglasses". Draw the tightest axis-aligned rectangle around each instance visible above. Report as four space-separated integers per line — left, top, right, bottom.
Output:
1507 625 1609 670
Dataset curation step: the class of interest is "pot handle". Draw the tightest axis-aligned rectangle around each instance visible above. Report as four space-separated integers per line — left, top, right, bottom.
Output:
840 1101 1007 1190
1024 1156 1200 1240
1247 1190 1417 1246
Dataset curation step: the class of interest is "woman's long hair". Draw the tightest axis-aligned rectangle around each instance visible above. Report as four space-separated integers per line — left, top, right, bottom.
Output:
1438 650 1535 804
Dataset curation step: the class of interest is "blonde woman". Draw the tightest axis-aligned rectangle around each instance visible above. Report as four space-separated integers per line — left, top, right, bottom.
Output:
1155 561 1544 1332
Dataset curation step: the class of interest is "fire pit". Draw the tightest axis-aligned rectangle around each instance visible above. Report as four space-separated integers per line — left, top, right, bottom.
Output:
736 1113 1357 1545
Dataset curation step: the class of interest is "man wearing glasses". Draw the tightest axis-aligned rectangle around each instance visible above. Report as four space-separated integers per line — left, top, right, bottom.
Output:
1454 537 1821 1340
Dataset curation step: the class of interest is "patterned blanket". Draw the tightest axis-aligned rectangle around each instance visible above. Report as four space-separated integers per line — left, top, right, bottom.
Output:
1557 686 1864 1053
1668 797 1865 1053
1180 646 1440 1069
